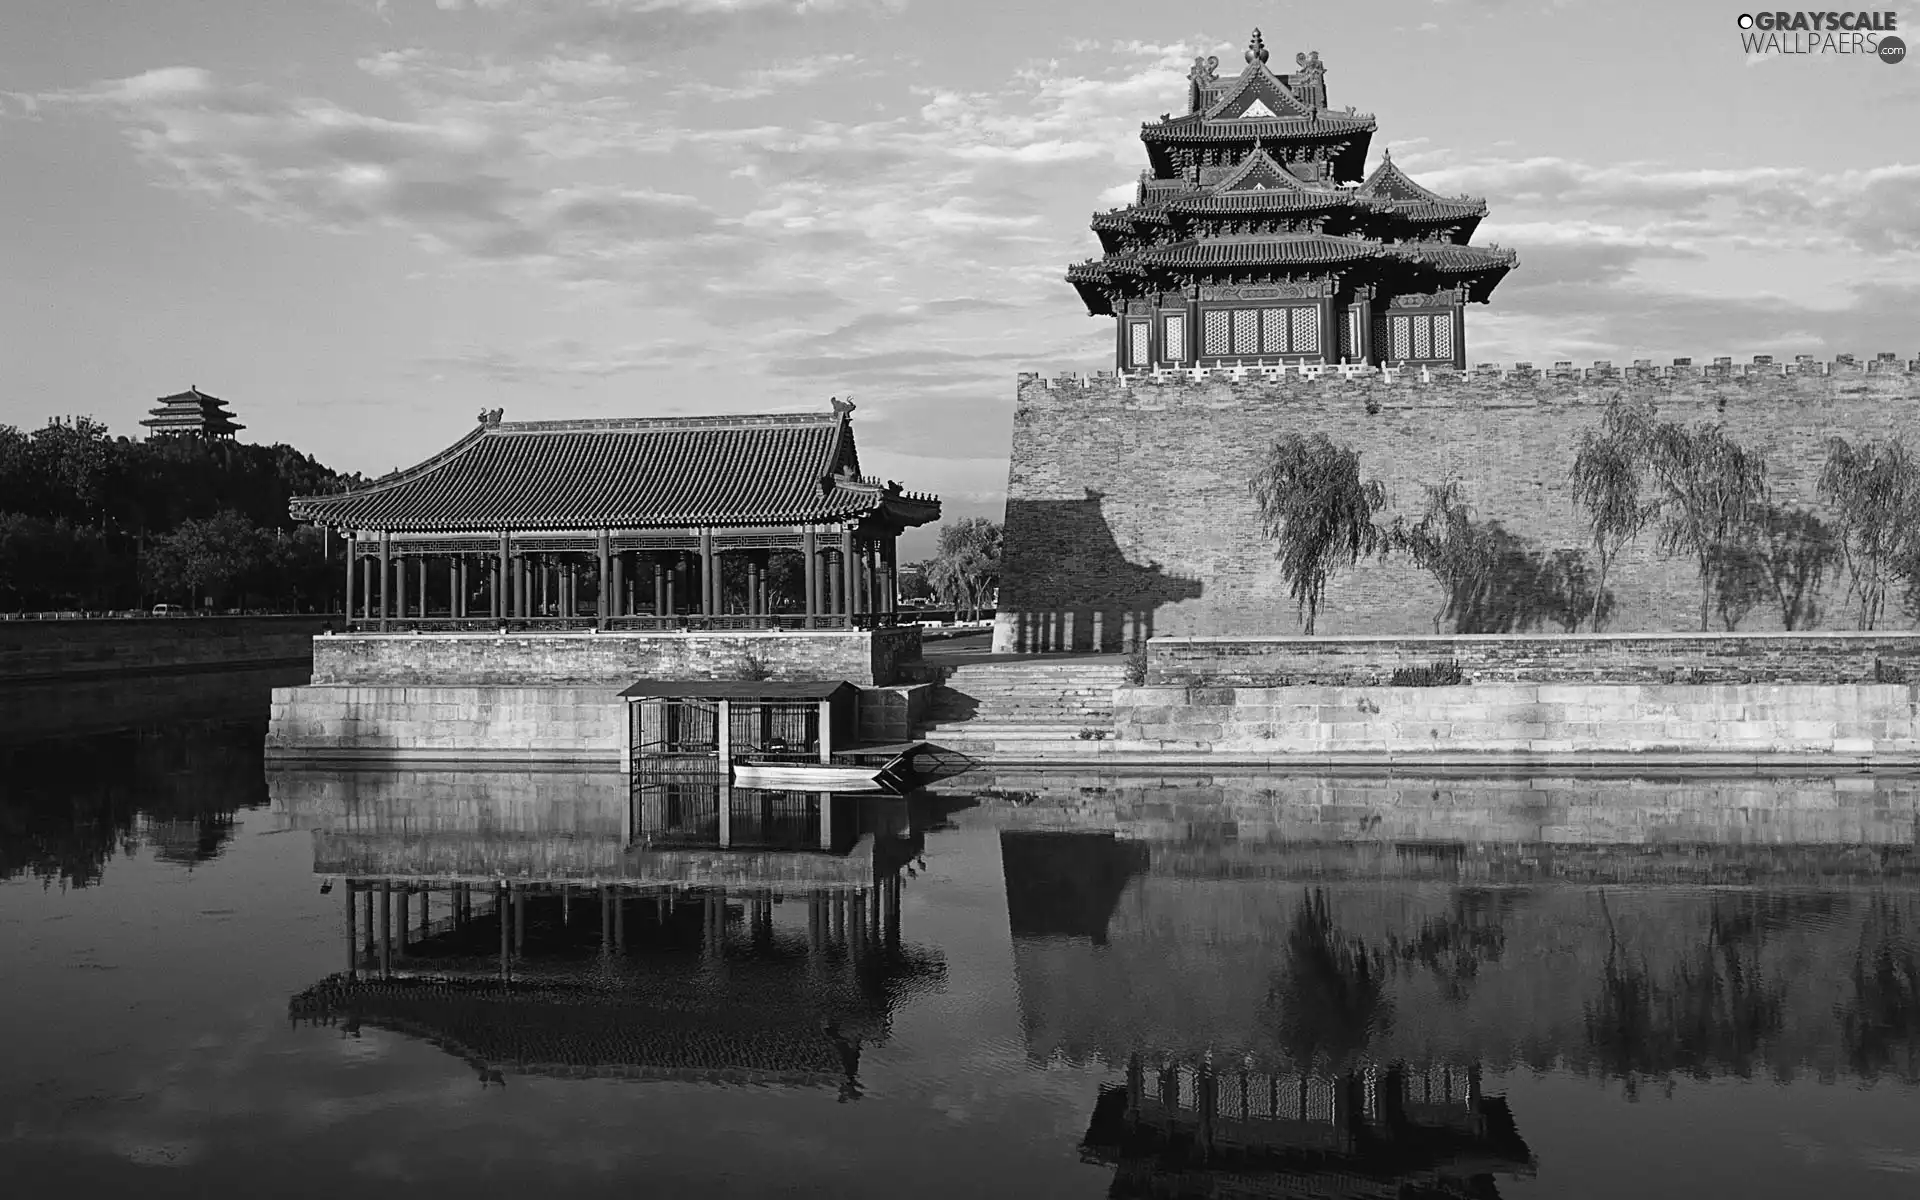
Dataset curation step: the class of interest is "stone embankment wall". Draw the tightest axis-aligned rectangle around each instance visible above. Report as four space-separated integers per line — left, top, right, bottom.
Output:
311 627 921 687
1113 682 1919 760
0 615 331 682
266 685 625 763
1148 631 1920 686
995 356 1920 650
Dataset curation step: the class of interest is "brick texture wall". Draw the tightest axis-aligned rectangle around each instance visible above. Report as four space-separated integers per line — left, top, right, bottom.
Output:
0 615 331 681
309 627 922 686
1149 632 1920 686
995 361 1920 650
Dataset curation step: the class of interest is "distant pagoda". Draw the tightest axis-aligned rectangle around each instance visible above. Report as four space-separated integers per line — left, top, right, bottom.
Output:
1067 29 1517 372
141 386 244 440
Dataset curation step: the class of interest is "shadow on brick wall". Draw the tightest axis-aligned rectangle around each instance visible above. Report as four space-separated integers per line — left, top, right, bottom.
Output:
1000 495 1203 652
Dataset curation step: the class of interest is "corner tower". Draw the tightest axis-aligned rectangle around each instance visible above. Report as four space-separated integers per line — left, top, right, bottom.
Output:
1066 29 1516 373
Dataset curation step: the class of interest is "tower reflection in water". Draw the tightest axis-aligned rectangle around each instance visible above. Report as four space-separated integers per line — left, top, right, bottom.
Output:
277 770 963 1100
1003 829 1537 1199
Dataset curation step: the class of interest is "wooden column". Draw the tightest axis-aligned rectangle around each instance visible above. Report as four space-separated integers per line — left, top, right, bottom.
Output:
496 533 509 619
360 548 371 622
884 532 898 613
602 534 617 625
699 530 715 616
802 530 818 628
456 557 468 619
1451 294 1468 371
377 530 391 631
848 526 864 618
394 556 408 621
516 554 529 620
827 550 843 619
417 556 428 620
342 534 355 621
654 560 666 616
666 565 676 616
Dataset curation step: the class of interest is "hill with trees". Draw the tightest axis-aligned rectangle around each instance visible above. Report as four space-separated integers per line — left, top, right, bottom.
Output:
0 415 361 613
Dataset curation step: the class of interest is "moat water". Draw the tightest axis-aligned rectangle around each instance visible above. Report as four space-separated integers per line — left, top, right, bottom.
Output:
5 675 1920 1197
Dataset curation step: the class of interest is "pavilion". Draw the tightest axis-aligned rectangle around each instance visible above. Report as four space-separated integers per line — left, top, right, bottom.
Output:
140 385 245 440
287 399 940 631
1067 28 1517 372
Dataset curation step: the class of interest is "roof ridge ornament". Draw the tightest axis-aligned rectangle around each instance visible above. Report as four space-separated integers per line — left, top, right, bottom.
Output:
476 407 503 426
829 396 855 415
1246 28 1268 64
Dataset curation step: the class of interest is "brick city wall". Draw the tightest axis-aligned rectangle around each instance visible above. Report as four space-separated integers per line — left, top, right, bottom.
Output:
994 357 1920 650
309 627 922 687
0 614 331 681
1149 631 1920 686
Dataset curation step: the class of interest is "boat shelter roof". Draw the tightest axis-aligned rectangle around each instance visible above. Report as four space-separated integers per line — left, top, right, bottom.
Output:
618 679 858 702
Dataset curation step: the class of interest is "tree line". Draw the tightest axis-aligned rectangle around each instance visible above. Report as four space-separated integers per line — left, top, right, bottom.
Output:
0 416 359 612
1250 398 1920 634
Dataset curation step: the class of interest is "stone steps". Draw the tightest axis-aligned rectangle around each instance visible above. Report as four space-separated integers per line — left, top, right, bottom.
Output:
917 662 1130 742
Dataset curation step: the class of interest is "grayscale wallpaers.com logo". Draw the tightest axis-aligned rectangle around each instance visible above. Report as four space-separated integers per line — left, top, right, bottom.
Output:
1737 11 1906 60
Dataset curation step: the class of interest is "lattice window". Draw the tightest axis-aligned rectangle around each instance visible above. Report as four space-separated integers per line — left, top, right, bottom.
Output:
1204 309 1231 355
1129 321 1150 367
1340 309 1358 359
1291 305 1319 356
1432 313 1454 361
1391 316 1412 361
1412 315 1432 359
1233 309 1259 355
1262 308 1287 354
1163 314 1186 362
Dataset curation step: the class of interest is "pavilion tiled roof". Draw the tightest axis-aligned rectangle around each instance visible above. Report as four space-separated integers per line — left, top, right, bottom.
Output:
1387 243 1518 272
1140 234 1382 268
287 406 940 533
1141 112 1378 142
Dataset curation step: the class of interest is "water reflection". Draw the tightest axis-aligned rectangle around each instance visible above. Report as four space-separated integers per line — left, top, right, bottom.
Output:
1081 1058 1535 1199
0 718 269 888
274 768 971 1099
982 770 1920 1193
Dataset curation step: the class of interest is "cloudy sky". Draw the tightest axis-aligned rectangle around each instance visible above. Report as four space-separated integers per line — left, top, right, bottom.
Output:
3 0 1917 543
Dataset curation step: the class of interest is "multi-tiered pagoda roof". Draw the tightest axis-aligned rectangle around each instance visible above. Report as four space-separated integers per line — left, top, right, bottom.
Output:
1069 29 1518 372
140 385 244 440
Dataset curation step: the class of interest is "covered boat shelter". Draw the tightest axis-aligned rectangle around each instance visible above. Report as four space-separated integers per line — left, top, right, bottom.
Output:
621 679 860 772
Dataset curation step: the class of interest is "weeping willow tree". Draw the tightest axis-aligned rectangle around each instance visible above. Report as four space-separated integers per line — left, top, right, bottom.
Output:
1568 399 1658 632
1817 437 1920 630
1638 420 1770 633
1248 434 1387 635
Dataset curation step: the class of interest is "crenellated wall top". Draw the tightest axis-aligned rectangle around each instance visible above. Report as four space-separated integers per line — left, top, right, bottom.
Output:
1019 351 1920 393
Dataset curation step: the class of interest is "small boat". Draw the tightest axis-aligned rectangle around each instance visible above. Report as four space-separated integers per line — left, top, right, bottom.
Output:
733 762 884 790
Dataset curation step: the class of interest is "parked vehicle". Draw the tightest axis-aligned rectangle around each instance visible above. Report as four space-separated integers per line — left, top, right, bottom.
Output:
152 604 182 617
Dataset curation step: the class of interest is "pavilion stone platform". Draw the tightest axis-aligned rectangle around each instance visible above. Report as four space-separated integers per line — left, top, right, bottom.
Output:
267 627 929 763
